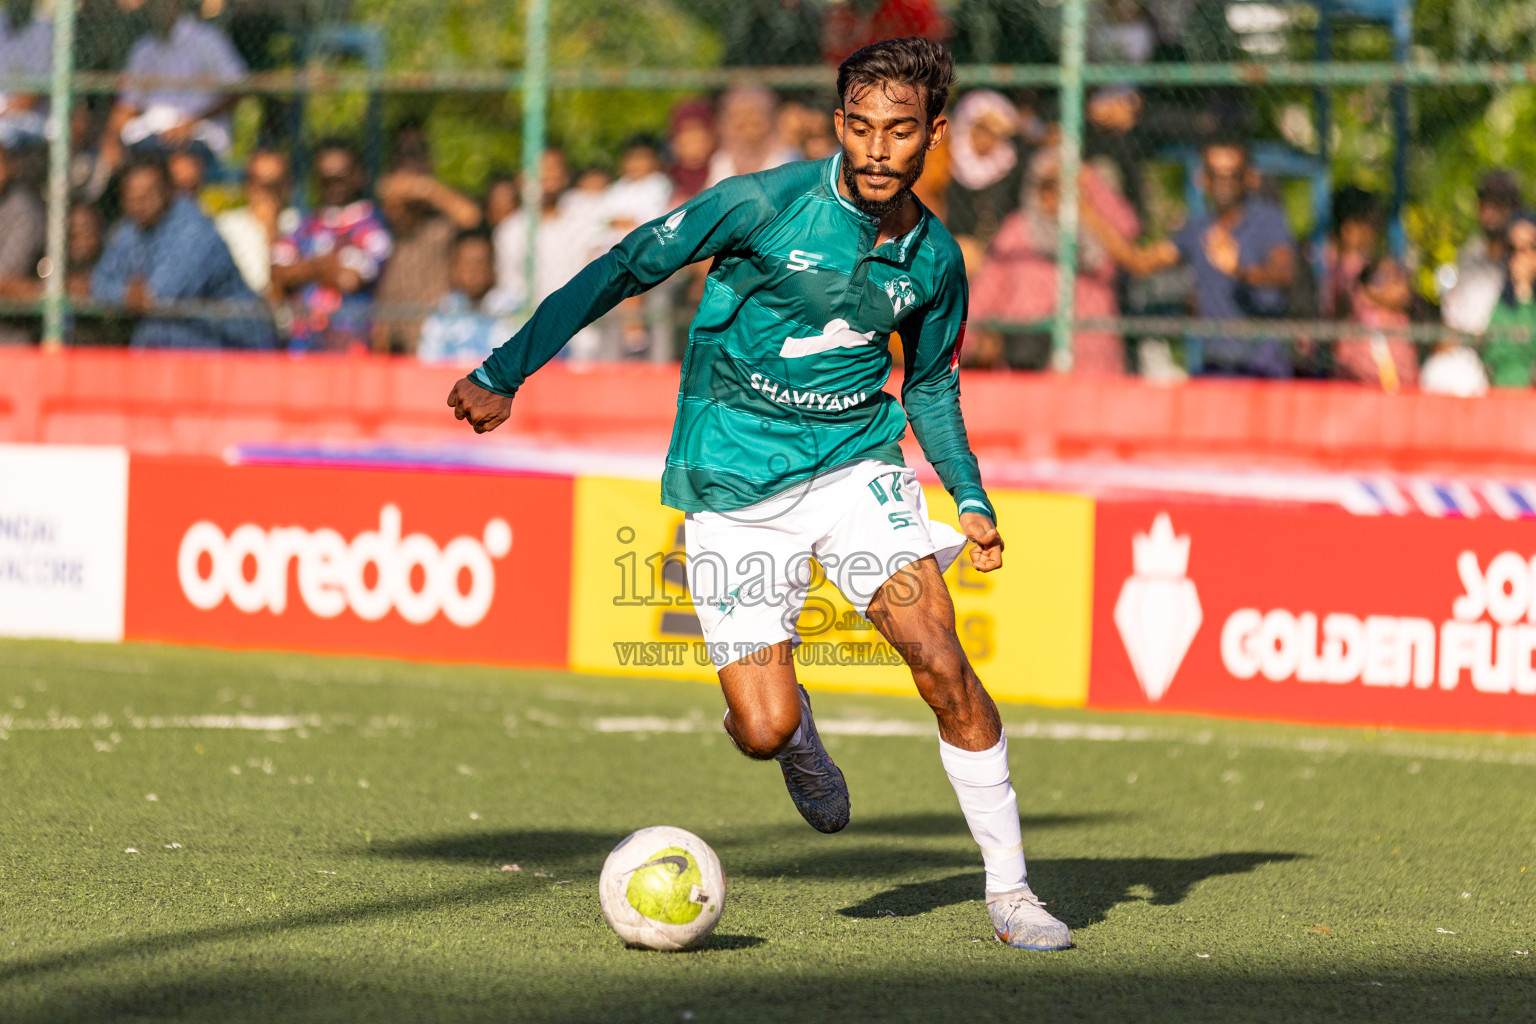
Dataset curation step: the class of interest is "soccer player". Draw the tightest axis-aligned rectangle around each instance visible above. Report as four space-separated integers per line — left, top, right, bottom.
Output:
447 37 1071 951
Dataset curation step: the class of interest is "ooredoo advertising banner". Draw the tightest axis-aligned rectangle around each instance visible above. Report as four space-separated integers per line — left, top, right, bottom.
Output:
0 444 128 641
126 460 573 666
1090 501 1536 731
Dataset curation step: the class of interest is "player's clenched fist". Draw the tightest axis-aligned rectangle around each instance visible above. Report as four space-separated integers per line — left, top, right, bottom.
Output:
446 377 513 434
959 512 1004 573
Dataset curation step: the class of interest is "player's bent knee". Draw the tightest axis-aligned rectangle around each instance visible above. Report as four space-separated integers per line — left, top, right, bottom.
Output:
729 707 801 760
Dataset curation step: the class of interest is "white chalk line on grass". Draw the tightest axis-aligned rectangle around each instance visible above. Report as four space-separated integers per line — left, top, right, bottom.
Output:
7 706 1535 769
589 715 1536 767
0 713 319 735
590 716 1165 741
140 714 317 731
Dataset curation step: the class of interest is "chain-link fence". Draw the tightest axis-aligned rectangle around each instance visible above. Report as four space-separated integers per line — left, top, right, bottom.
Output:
3 0 1536 388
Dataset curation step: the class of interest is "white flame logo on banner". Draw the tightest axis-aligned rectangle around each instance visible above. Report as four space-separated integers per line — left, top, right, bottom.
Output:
1114 513 1202 702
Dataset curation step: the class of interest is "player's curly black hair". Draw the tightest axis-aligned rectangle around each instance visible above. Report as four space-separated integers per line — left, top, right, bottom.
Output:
836 36 956 126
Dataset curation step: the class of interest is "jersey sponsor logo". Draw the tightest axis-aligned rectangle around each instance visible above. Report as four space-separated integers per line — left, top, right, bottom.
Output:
885 275 917 316
651 208 687 244
748 373 869 412
786 249 822 273
778 317 877 359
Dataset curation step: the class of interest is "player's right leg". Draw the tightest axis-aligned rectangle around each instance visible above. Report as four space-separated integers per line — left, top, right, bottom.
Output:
684 510 850 833
716 640 802 758
716 643 850 833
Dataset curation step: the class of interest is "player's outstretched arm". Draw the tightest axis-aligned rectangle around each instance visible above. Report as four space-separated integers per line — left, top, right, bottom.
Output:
468 176 777 403
446 376 512 433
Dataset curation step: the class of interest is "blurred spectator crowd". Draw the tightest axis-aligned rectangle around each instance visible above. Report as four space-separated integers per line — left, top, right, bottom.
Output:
0 0 1533 394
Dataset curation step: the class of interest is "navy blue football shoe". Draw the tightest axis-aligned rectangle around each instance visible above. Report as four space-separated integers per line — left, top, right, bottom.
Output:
775 685 850 834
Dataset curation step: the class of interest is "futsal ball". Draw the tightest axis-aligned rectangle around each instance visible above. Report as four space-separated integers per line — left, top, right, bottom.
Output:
599 826 725 951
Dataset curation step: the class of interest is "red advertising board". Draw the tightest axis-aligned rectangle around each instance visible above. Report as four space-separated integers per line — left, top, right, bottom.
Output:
126 459 572 667
1090 501 1536 732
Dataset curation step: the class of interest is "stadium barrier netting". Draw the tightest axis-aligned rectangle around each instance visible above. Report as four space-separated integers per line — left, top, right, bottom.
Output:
4 0 1536 385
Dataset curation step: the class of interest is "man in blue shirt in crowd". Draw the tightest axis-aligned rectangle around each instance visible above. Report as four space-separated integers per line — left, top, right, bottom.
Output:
92 155 274 349
1113 138 1298 377
417 229 518 364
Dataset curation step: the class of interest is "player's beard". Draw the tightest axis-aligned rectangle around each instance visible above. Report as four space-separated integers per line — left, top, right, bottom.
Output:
841 146 927 221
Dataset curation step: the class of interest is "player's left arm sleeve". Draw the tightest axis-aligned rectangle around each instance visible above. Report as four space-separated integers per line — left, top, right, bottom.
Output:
470 177 773 397
898 266 996 523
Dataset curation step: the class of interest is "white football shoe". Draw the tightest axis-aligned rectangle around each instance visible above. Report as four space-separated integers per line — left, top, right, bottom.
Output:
987 884 1073 951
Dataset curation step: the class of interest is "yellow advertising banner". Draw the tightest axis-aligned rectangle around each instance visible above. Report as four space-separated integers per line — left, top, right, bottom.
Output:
568 475 1094 707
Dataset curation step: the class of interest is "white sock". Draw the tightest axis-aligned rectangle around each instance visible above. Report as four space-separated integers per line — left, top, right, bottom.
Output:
938 733 1027 896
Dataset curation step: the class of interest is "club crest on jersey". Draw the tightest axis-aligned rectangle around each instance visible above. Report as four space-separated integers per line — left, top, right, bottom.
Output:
652 208 687 244
884 275 916 316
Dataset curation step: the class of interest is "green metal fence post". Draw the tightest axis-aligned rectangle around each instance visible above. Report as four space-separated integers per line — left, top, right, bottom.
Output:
41 0 78 350
521 0 551 315
1051 0 1087 372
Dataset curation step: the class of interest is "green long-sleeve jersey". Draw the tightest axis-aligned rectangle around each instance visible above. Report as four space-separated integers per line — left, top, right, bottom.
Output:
470 153 994 521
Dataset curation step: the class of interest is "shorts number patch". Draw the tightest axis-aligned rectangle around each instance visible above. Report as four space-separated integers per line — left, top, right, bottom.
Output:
870 472 914 528
866 472 904 505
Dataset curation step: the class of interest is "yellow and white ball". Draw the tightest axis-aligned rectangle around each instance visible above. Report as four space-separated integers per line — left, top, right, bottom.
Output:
598 826 725 951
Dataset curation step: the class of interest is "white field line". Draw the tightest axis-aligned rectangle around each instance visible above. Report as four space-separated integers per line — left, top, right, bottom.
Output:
0 713 319 734
591 716 710 734
7 705 1534 768
588 715 1536 767
137 714 317 730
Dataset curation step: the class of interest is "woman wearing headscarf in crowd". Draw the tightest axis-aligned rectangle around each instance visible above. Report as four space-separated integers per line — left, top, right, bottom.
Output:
944 90 1026 270
666 99 715 208
1323 186 1417 391
967 147 1139 373
1483 211 1536 388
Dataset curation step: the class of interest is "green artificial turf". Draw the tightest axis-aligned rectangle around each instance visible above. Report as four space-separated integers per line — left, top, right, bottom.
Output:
2 638 1535 1022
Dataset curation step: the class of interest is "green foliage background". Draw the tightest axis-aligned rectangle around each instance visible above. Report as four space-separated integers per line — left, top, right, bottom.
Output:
297 0 721 192
256 0 1536 290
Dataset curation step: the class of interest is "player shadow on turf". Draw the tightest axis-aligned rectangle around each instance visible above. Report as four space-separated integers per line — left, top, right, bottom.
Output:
838 852 1305 926
848 811 1125 837
370 816 1129 886
0 851 769 992
371 828 622 870
736 812 1127 881
368 814 1116 873
0 878 520 988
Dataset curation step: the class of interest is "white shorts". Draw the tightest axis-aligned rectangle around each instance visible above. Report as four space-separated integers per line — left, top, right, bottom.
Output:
684 459 968 669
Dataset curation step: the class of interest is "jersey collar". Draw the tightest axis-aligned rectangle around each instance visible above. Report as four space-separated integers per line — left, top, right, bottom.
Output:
827 152 928 264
